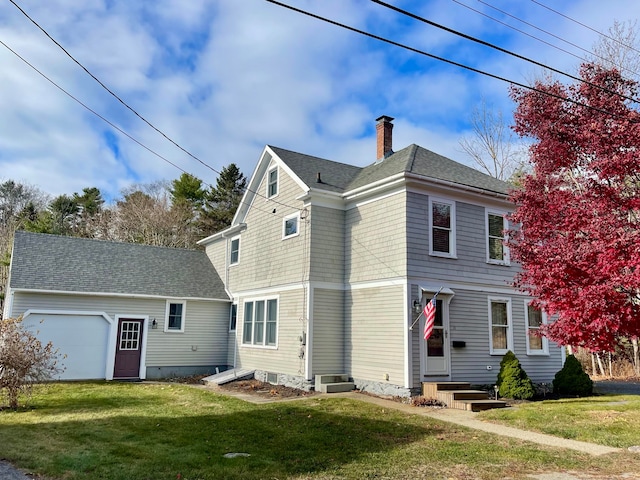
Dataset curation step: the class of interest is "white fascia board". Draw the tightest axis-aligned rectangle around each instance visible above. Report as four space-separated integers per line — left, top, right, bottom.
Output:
270 148 310 194
23 309 115 323
405 173 510 205
343 172 406 201
11 288 231 302
296 188 344 209
197 223 247 246
232 147 275 226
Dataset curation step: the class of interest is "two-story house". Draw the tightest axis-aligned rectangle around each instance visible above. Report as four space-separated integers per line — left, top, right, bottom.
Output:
199 116 564 396
4 116 563 392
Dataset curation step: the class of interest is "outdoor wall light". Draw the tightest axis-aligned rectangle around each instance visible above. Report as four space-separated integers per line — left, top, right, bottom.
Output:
413 299 422 314
151 318 157 329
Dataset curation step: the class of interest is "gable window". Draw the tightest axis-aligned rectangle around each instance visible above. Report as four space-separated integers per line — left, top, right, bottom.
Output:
429 198 456 257
487 211 509 264
242 298 278 347
267 167 278 198
165 300 186 333
229 303 237 331
283 212 300 239
526 303 549 355
488 297 512 355
230 237 240 265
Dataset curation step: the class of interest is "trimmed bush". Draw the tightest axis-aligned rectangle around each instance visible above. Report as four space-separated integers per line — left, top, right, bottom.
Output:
553 354 593 397
497 351 535 400
496 350 517 387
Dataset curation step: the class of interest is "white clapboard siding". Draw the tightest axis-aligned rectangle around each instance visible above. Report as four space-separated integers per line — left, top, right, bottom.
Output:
312 288 344 374
346 284 405 385
10 292 229 368
227 159 309 292
234 288 307 376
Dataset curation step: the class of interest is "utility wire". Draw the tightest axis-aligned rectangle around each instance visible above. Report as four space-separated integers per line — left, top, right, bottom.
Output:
0 38 275 218
266 0 634 121
371 0 640 105
473 0 640 80
531 0 640 57
7 0 296 212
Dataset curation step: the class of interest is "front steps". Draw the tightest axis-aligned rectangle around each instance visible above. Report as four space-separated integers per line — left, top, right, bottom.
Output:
315 374 355 393
423 382 507 412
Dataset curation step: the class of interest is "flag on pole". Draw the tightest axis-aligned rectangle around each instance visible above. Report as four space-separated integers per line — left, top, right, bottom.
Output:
423 298 436 340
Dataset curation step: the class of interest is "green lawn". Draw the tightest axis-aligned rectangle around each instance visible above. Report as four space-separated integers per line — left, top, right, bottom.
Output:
0 382 638 480
480 393 640 448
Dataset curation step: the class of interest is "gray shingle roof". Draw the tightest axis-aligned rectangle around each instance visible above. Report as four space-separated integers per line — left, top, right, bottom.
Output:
269 146 362 193
271 144 510 196
349 144 510 195
10 231 229 300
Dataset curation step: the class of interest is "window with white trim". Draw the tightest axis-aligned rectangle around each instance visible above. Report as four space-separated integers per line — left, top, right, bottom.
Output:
488 297 512 354
267 167 278 198
283 212 300 239
229 303 237 331
230 237 240 265
429 198 456 257
487 211 509 264
242 298 278 347
526 303 549 355
165 300 186 332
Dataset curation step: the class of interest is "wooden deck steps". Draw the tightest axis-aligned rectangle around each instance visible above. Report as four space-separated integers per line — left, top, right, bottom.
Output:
422 382 507 412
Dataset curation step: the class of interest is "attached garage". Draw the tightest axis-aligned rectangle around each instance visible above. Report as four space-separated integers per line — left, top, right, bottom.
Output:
21 311 115 380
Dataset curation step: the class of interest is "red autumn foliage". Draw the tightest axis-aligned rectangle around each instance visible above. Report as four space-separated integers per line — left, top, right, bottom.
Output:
508 63 640 351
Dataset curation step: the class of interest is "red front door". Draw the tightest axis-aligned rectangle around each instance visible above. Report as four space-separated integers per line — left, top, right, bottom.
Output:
113 319 143 378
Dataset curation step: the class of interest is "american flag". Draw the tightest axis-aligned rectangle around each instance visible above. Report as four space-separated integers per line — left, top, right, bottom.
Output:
423 298 436 340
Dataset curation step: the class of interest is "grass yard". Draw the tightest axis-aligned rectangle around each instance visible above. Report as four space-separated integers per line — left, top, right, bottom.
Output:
480 393 640 448
0 382 639 480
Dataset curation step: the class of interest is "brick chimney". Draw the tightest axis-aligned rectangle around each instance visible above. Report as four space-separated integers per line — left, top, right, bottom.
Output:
376 115 394 161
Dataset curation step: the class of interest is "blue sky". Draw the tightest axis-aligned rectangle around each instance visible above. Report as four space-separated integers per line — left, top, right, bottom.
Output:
1 0 639 202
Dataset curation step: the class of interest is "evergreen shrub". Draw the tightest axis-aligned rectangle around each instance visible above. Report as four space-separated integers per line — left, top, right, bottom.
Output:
552 354 593 397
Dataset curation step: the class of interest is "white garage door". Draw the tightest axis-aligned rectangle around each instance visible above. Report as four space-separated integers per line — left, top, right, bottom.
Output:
22 314 111 380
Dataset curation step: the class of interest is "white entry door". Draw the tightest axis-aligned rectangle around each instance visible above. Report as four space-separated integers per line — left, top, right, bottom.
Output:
423 299 450 376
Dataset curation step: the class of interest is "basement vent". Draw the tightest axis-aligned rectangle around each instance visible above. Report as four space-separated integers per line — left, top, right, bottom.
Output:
266 372 278 384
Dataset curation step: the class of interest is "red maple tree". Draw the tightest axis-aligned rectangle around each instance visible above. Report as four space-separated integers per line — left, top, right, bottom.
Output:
508 63 640 351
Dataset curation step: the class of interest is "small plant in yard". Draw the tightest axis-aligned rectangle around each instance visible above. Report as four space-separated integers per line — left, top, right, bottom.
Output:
496 350 517 388
410 396 446 408
497 351 535 400
553 354 593 397
0 316 64 409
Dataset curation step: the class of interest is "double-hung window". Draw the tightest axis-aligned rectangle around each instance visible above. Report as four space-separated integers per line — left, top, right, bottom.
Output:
429 198 456 257
230 237 240 265
267 167 278 198
487 211 509 264
165 300 186 333
488 297 512 354
243 298 278 347
526 302 549 355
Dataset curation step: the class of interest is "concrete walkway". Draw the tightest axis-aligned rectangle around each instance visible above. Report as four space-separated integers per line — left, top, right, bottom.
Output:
330 392 620 456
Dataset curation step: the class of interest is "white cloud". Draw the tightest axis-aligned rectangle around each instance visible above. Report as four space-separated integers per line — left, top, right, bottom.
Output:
1 0 640 204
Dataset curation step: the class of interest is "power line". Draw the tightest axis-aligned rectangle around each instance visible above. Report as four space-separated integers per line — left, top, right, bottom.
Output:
530 0 640 57
6 0 297 212
0 38 276 218
370 0 640 105
265 0 633 121
472 0 640 80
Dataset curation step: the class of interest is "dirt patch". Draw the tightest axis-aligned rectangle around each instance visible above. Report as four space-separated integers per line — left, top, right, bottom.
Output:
217 379 317 399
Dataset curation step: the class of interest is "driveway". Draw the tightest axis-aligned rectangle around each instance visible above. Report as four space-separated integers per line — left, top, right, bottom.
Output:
594 379 640 395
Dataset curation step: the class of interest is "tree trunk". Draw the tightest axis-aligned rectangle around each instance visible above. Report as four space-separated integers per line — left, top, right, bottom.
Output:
632 338 639 376
591 353 597 377
596 353 606 377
